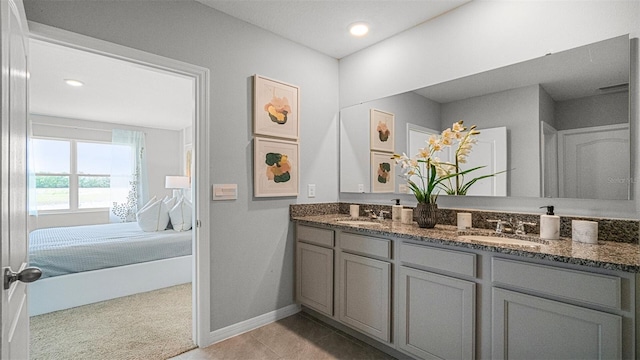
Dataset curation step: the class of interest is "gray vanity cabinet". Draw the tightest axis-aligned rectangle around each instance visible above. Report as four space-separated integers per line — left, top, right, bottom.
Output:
296 225 335 316
295 220 635 360
491 258 623 359
492 288 621 359
338 232 392 343
397 242 477 360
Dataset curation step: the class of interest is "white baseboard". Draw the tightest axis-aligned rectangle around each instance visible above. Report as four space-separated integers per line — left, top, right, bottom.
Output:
207 304 301 345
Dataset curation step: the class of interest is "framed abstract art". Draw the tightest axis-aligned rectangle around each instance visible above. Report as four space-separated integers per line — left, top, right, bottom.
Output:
371 151 395 193
254 75 300 140
254 136 299 197
370 108 394 152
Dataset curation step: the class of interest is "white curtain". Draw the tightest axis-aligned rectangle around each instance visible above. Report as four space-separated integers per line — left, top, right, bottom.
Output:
109 129 148 223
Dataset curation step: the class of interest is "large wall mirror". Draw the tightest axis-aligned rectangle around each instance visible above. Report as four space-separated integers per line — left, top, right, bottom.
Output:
340 35 632 200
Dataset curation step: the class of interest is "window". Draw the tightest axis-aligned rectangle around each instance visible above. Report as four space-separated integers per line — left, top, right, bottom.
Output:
32 139 70 210
32 138 132 212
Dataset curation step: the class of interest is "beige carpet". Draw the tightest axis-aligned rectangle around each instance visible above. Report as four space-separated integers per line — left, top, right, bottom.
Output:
30 283 196 360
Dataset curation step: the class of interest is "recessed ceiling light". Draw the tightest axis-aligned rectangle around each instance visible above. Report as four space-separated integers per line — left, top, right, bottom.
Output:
349 23 369 37
64 79 84 87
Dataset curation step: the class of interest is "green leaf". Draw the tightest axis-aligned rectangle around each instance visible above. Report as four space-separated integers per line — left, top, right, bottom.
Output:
458 170 507 194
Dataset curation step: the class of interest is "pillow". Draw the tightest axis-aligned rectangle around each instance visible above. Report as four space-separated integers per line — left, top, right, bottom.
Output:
162 196 178 230
169 198 192 232
139 196 157 213
136 199 170 232
163 195 178 209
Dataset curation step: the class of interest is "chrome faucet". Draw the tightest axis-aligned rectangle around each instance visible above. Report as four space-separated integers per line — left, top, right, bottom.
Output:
515 220 537 235
364 209 389 219
364 209 377 219
488 218 536 235
488 218 512 233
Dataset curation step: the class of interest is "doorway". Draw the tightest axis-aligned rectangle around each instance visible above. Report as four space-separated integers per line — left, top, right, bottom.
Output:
26 21 211 355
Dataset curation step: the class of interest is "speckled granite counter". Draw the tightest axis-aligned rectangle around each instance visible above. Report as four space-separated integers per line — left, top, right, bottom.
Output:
292 214 640 273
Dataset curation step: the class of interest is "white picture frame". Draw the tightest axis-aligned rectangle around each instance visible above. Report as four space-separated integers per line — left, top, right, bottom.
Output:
370 108 394 152
254 137 299 197
253 75 300 140
371 151 395 193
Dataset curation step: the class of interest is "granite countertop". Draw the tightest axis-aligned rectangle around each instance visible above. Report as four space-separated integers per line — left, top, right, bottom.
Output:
293 214 640 273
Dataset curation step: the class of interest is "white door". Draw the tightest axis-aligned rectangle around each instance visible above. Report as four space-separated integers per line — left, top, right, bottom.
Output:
406 124 440 194
1 1 38 359
461 127 507 196
540 121 559 198
407 125 507 196
558 124 630 200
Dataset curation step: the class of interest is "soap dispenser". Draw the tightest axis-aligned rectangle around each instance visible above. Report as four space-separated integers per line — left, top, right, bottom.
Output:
392 199 402 221
539 205 560 240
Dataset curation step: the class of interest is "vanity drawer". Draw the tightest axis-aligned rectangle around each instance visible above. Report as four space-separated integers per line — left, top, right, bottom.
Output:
491 258 621 310
297 224 334 248
400 242 476 278
339 232 391 260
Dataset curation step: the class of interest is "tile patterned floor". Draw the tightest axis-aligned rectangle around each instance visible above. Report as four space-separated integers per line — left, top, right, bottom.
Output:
171 312 397 360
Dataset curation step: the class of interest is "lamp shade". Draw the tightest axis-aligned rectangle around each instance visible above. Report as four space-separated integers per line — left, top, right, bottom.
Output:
165 175 190 189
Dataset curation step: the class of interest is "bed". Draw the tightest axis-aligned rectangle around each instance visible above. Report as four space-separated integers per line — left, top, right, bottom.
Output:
28 222 193 316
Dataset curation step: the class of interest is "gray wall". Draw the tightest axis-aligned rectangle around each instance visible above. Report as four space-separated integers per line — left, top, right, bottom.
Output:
539 86 556 129
339 1 639 108
24 0 339 332
340 91 440 193
440 85 540 197
338 1 640 219
555 92 629 130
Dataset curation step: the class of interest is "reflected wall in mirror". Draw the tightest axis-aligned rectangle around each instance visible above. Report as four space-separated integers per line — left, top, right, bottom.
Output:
339 35 632 200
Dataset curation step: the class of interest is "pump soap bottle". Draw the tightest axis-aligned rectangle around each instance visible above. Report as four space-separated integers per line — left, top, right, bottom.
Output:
539 205 560 240
392 199 402 222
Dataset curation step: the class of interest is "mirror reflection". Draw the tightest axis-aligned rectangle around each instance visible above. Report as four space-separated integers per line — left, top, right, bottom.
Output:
339 35 631 200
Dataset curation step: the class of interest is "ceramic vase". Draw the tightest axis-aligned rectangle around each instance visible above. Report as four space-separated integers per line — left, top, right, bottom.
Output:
415 203 438 228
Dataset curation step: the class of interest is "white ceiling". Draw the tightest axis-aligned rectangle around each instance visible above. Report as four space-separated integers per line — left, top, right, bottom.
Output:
196 0 471 59
29 39 195 131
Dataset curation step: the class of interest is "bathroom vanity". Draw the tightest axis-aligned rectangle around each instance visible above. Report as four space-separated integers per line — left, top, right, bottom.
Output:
292 212 640 360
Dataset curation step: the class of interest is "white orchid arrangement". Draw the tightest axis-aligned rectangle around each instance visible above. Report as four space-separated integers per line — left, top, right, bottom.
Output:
394 120 502 203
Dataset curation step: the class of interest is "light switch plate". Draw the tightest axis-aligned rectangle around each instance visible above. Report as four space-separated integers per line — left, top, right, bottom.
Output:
212 184 237 201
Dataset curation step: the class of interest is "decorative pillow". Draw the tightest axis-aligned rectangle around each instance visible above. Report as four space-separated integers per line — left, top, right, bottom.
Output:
136 199 170 232
169 198 192 232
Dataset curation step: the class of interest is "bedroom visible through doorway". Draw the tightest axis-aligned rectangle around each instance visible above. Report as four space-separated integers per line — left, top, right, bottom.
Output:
26 34 198 359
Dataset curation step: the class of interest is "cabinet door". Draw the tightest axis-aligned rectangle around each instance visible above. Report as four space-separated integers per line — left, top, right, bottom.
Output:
398 266 476 360
338 252 391 343
492 288 621 360
296 242 334 316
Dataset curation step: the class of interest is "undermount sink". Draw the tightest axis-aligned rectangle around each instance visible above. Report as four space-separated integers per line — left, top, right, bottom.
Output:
458 235 541 247
336 220 383 226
